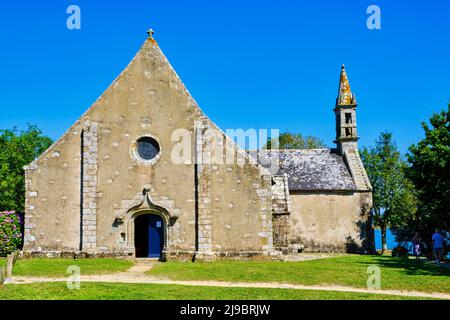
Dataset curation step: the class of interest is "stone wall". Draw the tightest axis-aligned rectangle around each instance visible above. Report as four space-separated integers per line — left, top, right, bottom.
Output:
271 175 291 248
195 118 213 258
23 36 275 259
289 191 372 253
23 122 83 252
196 119 276 259
23 35 374 259
81 121 98 251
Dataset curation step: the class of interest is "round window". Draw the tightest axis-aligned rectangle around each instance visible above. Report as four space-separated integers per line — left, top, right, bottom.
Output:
136 137 160 161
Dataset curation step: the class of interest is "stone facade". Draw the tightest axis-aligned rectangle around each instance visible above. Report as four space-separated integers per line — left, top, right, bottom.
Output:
81 121 99 252
287 65 373 253
23 34 373 259
250 65 374 254
23 35 276 260
289 191 373 253
271 174 291 249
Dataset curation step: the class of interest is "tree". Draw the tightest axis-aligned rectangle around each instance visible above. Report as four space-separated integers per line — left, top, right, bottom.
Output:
361 132 417 254
0 125 53 212
406 105 450 243
265 132 326 149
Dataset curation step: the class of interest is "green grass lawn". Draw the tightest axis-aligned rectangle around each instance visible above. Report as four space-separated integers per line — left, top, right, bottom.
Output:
0 282 430 300
1 255 448 299
148 255 450 294
5 258 133 277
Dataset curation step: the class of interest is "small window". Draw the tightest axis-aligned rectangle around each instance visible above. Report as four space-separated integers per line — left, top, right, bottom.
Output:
136 137 160 161
345 128 352 137
345 113 352 124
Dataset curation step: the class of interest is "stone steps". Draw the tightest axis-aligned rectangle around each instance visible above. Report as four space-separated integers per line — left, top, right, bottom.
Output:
345 149 370 190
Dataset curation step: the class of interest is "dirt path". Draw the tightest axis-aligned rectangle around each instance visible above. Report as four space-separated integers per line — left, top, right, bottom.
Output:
9 260 450 300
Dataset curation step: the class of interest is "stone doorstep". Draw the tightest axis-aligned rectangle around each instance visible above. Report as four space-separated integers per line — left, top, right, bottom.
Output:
132 258 159 271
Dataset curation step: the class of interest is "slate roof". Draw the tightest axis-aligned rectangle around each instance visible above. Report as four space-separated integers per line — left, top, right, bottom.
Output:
249 149 357 191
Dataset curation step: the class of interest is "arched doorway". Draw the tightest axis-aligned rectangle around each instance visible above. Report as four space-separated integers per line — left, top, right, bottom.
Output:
134 214 165 258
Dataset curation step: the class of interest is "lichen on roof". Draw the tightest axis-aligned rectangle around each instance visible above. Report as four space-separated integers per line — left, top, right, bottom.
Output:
250 149 357 191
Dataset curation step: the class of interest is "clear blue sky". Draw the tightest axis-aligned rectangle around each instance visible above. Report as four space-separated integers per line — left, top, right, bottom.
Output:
1 0 449 153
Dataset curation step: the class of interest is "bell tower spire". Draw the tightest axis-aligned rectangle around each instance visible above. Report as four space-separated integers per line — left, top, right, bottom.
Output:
334 65 358 154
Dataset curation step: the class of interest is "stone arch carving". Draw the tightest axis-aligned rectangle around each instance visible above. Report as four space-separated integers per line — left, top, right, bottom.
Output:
114 186 180 224
115 187 178 257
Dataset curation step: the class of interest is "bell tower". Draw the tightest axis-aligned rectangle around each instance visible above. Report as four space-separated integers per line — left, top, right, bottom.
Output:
334 65 358 154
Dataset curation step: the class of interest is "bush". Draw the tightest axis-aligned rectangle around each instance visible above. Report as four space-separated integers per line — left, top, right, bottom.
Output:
0 211 23 256
392 245 409 258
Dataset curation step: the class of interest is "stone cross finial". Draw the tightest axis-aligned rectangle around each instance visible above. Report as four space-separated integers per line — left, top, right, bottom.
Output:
143 186 151 196
147 28 155 38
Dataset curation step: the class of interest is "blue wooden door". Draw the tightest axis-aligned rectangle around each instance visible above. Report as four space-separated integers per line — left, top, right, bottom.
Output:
147 215 164 258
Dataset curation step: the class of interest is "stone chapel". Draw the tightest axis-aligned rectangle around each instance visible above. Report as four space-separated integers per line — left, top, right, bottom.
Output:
23 32 373 260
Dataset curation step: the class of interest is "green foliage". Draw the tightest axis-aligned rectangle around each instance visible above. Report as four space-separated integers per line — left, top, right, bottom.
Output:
0 125 53 212
0 211 22 256
361 132 417 250
265 132 326 149
406 105 450 238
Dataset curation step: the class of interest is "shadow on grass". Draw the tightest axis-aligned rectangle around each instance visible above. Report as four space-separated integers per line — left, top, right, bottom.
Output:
356 255 450 277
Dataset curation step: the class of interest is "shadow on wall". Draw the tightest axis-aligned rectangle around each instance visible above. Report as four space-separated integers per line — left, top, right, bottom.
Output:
345 236 359 253
345 219 375 254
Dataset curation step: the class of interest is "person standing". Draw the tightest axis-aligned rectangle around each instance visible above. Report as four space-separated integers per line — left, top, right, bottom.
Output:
412 233 422 262
432 229 445 263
